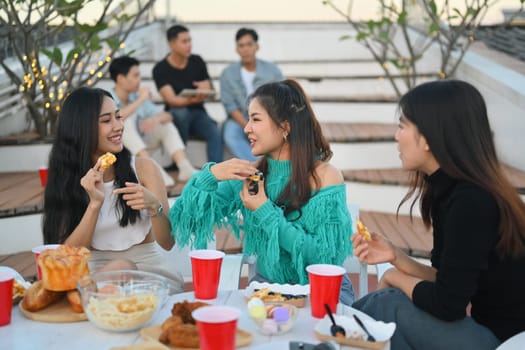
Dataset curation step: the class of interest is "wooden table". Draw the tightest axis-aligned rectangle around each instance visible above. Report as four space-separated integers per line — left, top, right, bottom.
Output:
0 289 389 350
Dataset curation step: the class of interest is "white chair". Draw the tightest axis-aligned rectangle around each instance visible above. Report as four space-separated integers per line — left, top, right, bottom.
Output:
495 331 525 350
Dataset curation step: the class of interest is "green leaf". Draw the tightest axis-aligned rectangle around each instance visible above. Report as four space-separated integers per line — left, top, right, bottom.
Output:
106 38 121 51
429 1 437 15
65 48 81 64
89 36 102 51
397 11 408 24
356 32 368 41
73 36 87 51
78 23 108 35
41 47 63 66
428 22 439 35
389 59 402 69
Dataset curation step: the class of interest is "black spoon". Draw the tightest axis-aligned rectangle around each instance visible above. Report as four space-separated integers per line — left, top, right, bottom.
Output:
353 314 376 342
323 304 346 338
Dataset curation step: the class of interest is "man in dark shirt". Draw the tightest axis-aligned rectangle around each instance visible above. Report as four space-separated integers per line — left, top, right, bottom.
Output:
152 25 223 163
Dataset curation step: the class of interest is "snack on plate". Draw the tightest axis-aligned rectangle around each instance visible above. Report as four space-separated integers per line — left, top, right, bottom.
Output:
356 220 372 241
159 300 210 348
13 279 27 302
38 245 91 291
247 287 307 308
21 280 65 312
98 152 117 169
66 289 83 313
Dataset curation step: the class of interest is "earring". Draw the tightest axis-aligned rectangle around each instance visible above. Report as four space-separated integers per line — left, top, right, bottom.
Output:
283 133 288 142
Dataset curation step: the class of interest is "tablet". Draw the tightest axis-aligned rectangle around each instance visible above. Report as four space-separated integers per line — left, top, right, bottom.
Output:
179 89 216 97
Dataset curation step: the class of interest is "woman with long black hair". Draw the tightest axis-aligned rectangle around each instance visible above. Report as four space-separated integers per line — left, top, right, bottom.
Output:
352 80 525 349
42 87 183 291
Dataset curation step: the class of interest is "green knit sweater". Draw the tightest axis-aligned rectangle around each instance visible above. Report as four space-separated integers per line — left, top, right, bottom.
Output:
170 158 353 284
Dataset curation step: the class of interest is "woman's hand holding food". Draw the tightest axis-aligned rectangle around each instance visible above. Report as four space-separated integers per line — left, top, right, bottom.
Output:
210 158 258 181
80 161 106 207
113 182 161 215
351 231 397 265
240 177 267 211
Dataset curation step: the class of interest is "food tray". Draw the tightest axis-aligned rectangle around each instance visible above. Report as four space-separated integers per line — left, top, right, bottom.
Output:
244 281 309 308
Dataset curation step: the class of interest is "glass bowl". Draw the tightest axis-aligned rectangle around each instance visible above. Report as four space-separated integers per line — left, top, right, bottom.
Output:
247 300 298 335
77 270 170 332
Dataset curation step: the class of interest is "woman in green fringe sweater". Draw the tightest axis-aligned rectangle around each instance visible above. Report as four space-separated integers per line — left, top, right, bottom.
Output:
170 79 355 304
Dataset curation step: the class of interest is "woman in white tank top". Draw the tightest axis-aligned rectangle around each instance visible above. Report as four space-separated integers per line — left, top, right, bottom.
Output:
42 87 183 291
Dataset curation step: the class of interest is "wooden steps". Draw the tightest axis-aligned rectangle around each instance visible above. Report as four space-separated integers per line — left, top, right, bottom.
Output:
360 210 432 258
321 122 396 143
0 170 184 218
343 165 525 194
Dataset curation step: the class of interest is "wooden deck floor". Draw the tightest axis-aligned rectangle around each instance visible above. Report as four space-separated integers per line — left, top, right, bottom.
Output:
0 170 184 218
343 165 525 194
321 122 396 143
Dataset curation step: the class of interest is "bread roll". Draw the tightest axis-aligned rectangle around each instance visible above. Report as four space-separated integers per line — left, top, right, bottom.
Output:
22 281 64 312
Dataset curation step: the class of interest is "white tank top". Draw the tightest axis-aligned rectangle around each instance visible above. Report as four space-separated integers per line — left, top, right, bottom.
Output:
91 159 151 251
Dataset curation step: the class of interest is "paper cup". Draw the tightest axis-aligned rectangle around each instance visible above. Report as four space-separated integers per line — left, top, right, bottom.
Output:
192 306 240 350
0 271 15 326
306 264 346 318
32 244 61 280
38 167 48 187
189 249 225 300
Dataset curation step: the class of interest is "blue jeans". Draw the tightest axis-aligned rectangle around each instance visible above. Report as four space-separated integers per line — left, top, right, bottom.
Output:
169 107 223 163
251 273 355 306
352 288 501 350
222 119 257 161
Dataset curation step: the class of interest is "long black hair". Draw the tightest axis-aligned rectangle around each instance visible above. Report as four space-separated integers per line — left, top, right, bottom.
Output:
43 87 140 244
248 79 332 216
398 80 525 258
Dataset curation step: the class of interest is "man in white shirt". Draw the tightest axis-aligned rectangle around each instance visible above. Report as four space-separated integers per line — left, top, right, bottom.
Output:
220 28 284 161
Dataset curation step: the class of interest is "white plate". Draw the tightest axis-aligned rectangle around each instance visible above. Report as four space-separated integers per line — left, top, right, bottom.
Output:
0 266 31 288
244 281 310 298
315 314 395 342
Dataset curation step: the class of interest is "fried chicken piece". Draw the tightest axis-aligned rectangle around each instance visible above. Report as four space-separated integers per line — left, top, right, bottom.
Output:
170 300 209 324
357 220 372 241
159 323 200 348
158 301 210 347
98 152 116 169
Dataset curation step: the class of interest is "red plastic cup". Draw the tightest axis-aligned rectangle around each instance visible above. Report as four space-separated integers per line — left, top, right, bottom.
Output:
189 249 225 300
192 306 240 350
32 244 61 280
306 264 346 318
0 271 15 326
38 167 48 187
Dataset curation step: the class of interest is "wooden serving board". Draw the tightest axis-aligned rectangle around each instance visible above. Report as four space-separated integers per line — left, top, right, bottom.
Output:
315 330 387 350
19 297 87 322
140 325 252 349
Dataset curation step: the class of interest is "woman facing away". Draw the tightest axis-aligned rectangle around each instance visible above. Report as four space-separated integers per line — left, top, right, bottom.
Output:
42 87 184 292
352 80 525 349
170 79 355 304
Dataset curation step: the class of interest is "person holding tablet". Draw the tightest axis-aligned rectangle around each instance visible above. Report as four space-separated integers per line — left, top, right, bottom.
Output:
152 24 223 163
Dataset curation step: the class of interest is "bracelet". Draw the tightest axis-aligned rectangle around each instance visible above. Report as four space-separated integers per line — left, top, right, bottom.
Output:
147 202 164 217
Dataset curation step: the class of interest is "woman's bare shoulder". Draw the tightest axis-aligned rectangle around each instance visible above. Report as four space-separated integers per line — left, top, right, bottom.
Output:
313 161 344 188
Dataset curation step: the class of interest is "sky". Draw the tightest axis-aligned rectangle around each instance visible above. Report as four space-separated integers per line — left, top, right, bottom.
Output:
149 0 522 24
